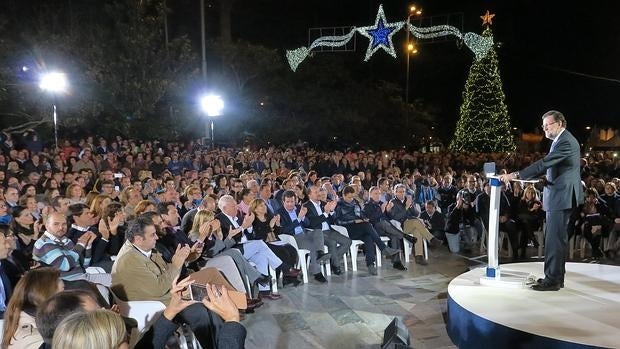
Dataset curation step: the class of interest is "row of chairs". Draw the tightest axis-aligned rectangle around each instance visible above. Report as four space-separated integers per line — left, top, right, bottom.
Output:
285 222 429 275
114 223 434 348
568 231 616 260
479 220 619 261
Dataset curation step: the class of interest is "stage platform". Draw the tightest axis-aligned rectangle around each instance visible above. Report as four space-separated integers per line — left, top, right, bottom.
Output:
447 262 620 349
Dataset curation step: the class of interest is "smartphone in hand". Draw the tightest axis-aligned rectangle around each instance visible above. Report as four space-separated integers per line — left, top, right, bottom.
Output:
189 283 222 301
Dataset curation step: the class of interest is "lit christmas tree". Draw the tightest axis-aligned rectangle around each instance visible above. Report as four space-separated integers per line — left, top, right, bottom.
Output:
449 11 515 153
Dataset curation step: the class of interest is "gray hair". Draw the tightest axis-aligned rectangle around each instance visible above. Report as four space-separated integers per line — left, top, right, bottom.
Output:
218 195 236 211
542 110 567 127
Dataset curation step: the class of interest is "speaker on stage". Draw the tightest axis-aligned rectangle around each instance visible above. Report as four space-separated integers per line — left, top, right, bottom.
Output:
382 317 411 349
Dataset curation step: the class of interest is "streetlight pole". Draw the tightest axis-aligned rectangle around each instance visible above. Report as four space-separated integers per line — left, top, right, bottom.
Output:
200 0 207 83
52 103 59 151
405 5 421 133
210 119 215 149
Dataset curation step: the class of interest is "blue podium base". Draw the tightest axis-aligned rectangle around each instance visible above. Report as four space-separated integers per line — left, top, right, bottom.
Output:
446 262 620 349
447 294 604 349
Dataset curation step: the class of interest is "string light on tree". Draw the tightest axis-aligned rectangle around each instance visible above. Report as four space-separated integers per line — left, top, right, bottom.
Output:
449 11 516 153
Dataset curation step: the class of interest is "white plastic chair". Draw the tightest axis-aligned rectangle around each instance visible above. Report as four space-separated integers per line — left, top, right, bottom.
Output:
390 220 428 263
569 234 581 259
375 236 391 267
85 266 111 303
110 290 166 348
323 245 332 276
480 222 511 257
499 231 512 258
278 234 311 283
332 225 365 272
534 221 546 259
573 235 608 259
268 266 278 293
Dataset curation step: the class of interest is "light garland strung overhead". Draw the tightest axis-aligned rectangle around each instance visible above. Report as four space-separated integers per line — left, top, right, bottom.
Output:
286 4 494 71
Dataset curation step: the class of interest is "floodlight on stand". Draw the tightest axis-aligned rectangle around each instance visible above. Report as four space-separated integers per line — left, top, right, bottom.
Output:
200 94 224 117
199 94 224 149
39 72 68 93
39 71 68 152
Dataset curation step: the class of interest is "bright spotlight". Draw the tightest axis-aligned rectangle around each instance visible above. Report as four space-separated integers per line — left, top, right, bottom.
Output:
200 94 224 117
39 72 68 93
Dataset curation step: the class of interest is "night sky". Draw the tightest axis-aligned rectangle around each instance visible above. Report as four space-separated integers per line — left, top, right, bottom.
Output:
172 0 620 141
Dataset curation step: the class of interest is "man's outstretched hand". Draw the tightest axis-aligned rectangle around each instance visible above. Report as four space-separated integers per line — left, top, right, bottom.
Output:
499 172 517 184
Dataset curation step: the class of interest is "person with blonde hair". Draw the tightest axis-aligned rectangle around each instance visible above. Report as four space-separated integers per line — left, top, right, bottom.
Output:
133 199 157 217
2 268 63 349
83 191 100 210
89 194 112 221
65 184 85 205
120 187 142 219
52 309 127 349
181 185 202 213
189 210 266 300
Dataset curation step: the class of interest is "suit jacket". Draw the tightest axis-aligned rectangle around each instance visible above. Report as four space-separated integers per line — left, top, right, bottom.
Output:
180 208 198 234
262 197 280 216
363 199 388 224
420 210 446 233
334 199 366 225
214 212 248 243
276 205 305 236
67 226 121 265
302 200 334 230
519 129 584 211
111 245 181 305
386 198 420 224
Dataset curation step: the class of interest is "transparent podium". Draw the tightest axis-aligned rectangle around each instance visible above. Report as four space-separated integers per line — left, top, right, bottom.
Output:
479 163 537 288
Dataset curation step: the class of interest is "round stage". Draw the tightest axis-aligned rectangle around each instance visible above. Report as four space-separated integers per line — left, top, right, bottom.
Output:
447 262 620 349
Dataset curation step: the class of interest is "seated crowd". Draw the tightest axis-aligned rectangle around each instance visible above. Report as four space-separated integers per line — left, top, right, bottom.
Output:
0 132 618 348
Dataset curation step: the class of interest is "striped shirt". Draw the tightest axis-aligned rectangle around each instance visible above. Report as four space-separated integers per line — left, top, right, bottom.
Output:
33 232 92 280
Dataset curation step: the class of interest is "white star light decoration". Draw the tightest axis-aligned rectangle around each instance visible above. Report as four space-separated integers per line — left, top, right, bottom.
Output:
357 5 404 61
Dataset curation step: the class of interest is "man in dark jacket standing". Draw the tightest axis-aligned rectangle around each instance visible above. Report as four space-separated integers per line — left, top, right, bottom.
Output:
501 110 583 291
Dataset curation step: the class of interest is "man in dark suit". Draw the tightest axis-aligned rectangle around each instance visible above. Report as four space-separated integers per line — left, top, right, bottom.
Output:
67 203 119 272
501 110 583 291
277 190 331 283
303 186 351 275
258 183 279 216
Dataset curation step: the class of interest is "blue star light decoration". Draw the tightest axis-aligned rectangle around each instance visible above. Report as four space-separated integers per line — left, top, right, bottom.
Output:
357 5 404 61
285 4 494 71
